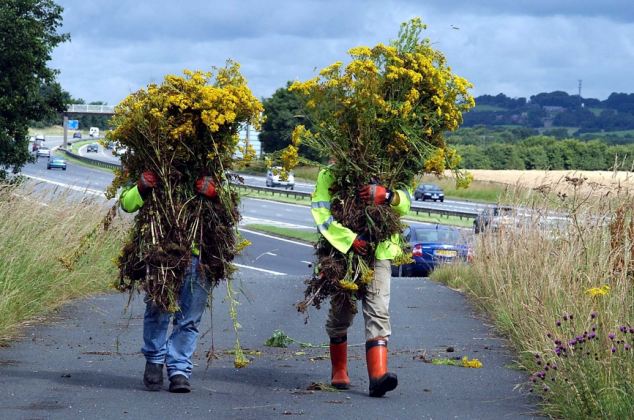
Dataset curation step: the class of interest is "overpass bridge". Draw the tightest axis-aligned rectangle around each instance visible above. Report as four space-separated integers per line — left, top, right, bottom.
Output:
62 104 115 149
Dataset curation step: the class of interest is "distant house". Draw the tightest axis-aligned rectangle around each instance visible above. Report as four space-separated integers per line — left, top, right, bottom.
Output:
543 106 565 114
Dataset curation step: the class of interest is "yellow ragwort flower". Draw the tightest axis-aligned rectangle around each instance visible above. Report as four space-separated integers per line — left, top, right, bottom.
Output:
585 285 610 297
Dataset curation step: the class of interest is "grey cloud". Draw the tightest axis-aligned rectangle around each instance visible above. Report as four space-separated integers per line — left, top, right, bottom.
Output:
50 0 634 104
417 0 634 22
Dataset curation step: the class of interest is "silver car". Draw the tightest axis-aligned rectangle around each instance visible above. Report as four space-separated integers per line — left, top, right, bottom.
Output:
266 166 295 190
36 147 51 158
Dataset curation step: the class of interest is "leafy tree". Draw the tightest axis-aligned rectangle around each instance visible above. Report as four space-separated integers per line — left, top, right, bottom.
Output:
0 0 69 179
485 143 524 169
259 82 318 160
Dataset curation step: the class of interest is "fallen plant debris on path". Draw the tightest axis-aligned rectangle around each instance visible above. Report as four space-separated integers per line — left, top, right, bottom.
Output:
425 356 483 368
306 382 339 392
265 329 327 348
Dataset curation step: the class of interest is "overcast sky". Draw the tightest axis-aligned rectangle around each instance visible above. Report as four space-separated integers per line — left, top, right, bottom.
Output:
50 0 634 105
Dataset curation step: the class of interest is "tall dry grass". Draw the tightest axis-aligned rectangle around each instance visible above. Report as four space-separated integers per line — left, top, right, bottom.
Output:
0 182 128 342
432 178 634 418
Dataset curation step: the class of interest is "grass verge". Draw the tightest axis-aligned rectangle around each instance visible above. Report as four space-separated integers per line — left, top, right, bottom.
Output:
430 178 634 418
0 182 128 343
243 224 318 243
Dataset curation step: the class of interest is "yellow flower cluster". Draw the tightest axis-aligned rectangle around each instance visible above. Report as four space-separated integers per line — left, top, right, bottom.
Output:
339 280 359 292
288 18 474 190
106 62 263 196
586 284 610 297
461 356 483 368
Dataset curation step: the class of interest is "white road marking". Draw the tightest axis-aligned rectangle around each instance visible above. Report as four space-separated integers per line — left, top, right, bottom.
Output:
240 216 313 230
243 197 310 210
23 174 104 196
239 228 313 248
234 263 286 276
301 260 313 265
264 252 277 256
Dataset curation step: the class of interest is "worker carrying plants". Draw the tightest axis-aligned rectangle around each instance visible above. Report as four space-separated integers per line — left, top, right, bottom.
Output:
119 171 219 393
309 167 411 397
106 66 262 393
288 17 473 399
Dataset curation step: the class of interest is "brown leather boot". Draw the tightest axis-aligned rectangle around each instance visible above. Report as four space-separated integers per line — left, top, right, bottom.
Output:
330 335 350 389
366 337 398 397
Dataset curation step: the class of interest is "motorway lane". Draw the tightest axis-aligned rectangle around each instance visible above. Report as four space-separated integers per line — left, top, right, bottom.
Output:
235 229 314 277
41 144 489 216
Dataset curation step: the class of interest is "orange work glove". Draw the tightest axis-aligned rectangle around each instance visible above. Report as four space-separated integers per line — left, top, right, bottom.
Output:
359 184 392 205
351 236 368 255
137 171 158 196
195 176 217 199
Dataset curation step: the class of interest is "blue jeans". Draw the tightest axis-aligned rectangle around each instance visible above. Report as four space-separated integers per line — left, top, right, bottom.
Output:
142 257 211 379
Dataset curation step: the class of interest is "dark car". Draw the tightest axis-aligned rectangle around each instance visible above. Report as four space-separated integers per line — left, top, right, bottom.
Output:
47 157 67 171
414 184 444 202
473 206 515 234
392 224 472 277
73 131 82 139
86 144 99 153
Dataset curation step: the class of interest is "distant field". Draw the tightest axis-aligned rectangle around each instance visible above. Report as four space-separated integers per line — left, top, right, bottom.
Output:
580 129 634 137
471 104 506 112
460 169 634 192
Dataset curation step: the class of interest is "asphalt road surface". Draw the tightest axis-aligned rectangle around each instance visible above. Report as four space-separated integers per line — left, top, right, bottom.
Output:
1 163 539 418
0 260 538 419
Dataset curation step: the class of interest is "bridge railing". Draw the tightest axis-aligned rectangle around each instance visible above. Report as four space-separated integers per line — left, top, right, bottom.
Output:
66 104 115 114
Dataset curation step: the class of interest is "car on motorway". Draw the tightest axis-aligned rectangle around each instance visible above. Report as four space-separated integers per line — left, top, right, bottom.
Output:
73 131 82 139
414 184 444 202
36 147 51 158
86 144 99 153
392 224 472 277
473 205 515 234
47 157 67 171
266 166 295 190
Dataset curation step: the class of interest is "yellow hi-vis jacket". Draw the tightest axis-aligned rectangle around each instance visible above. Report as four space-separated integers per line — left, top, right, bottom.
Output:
311 168 412 260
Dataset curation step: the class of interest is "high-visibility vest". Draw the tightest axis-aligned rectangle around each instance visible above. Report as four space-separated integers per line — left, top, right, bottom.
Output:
310 168 411 260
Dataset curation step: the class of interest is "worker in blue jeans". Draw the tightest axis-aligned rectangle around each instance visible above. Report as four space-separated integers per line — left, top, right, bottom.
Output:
120 171 218 393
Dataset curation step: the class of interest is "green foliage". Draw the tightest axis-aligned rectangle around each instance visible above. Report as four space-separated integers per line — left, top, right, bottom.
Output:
449 127 634 170
0 0 69 179
259 82 319 160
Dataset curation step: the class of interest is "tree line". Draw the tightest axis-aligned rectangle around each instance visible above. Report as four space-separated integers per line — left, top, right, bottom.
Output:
465 91 634 132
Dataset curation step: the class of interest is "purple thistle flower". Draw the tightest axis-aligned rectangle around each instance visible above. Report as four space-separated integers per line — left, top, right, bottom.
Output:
592 326 597 332
620 326 627 333
588 332 596 340
611 347 617 353
625 344 631 351
556 320 562 327
629 328 634 334
569 314 574 320
590 311 597 319
555 348 562 356
609 333 616 340
551 363 557 370
563 314 568 321
555 339 562 345
569 339 577 346
546 333 553 339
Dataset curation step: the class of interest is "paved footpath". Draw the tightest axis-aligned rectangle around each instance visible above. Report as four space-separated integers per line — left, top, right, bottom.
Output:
0 275 540 419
